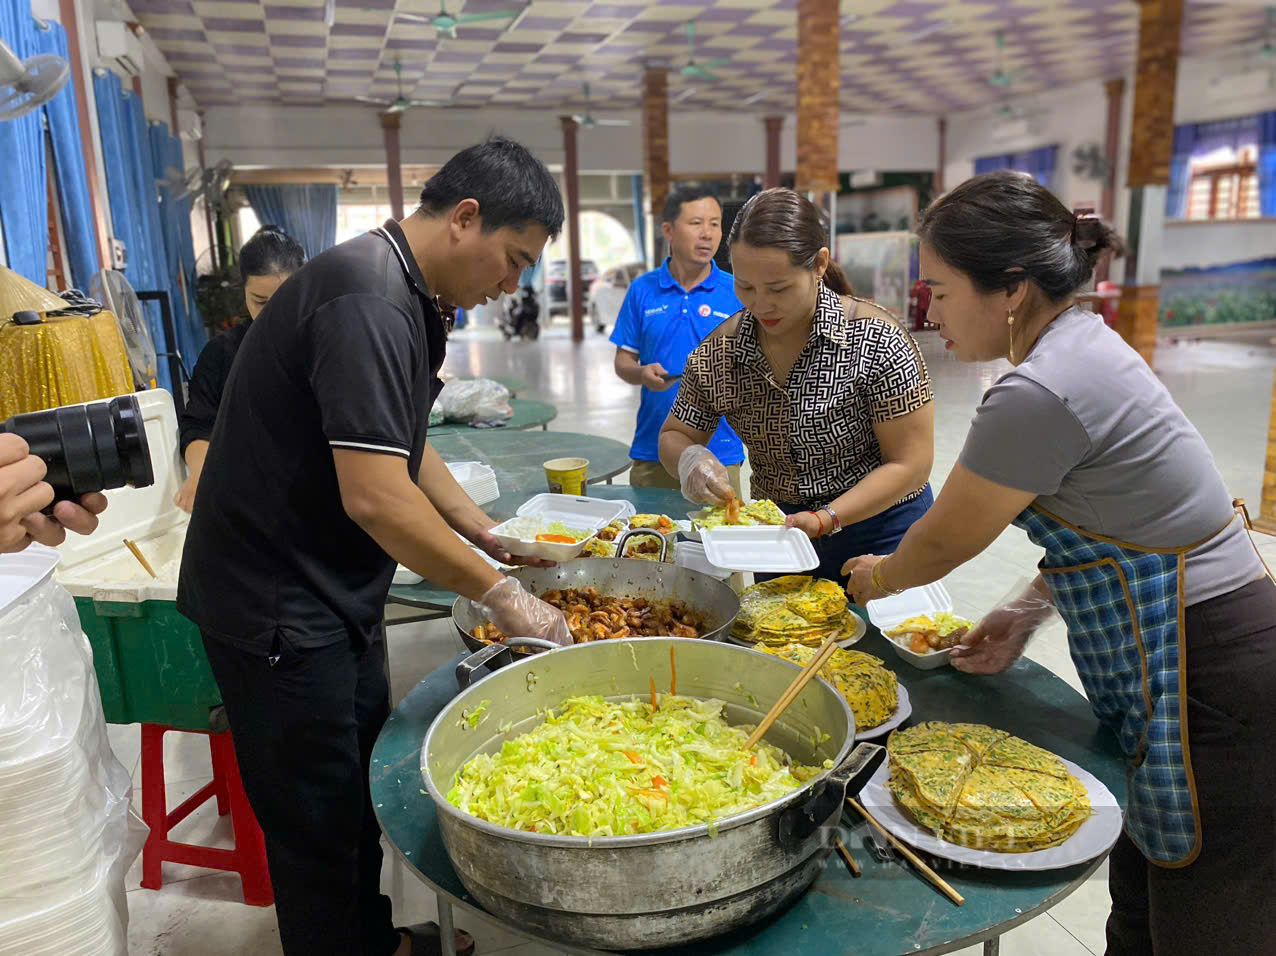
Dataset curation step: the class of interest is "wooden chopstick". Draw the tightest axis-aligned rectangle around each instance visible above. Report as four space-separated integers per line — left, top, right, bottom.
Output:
744 631 840 749
847 798 965 906
123 538 157 579
834 837 861 878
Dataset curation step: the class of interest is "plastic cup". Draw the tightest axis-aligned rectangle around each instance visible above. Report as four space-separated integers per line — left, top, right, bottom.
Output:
543 457 589 495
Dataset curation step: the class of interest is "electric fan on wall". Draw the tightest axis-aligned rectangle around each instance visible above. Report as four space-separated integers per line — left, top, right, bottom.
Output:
0 38 68 121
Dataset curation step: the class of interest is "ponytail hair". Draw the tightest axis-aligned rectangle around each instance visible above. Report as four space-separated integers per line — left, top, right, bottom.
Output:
917 171 1125 299
728 188 854 296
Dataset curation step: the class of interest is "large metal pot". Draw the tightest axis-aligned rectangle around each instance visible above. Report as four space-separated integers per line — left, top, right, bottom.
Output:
421 638 885 950
451 545 741 670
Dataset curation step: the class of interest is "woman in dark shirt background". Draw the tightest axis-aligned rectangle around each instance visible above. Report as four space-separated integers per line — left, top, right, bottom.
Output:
175 226 306 512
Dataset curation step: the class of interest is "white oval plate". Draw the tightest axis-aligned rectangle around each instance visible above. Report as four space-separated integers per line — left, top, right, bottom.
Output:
858 756 1123 871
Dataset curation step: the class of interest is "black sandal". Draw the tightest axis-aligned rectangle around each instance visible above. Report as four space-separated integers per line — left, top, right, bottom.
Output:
396 921 476 956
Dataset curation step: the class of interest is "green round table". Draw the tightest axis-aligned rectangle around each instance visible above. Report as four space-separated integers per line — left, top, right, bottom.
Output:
429 430 631 501
428 399 557 436
386 486 690 615
371 630 1127 956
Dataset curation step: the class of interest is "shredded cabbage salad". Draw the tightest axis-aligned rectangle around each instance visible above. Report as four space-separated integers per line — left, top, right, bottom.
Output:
447 694 831 837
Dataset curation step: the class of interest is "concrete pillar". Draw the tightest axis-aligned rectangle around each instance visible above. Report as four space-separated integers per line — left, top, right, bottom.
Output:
764 116 783 189
642 68 670 259
1116 0 1184 367
381 112 404 221
795 0 839 195
936 117 947 194
1096 78 1126 284
560 115 584 343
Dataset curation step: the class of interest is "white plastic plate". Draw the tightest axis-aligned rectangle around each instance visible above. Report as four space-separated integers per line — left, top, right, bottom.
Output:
700 527 818 573
515 493 632 529
859 756 1123 871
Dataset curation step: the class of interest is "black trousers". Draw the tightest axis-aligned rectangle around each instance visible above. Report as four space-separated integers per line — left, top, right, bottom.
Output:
1105 576 1276 955
202 631 401 956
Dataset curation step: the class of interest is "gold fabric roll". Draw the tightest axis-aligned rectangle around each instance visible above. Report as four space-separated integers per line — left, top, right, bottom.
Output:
0 311 135 420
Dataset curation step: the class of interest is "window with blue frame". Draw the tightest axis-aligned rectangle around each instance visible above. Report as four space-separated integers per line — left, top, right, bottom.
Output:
1168 112 1276 221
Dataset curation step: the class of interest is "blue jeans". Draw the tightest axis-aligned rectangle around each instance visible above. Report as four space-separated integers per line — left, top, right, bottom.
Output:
758 485 934 586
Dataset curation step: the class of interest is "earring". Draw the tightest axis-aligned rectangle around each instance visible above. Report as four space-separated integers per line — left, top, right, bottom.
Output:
1007 313 1016 364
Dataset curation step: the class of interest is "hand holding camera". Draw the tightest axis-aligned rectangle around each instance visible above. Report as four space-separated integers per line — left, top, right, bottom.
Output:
0 395 154 554
0 434 108 552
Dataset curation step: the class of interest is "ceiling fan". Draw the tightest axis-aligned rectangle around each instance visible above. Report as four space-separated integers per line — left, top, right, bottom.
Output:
355 61 452 113
987 30 1024 88
680 22 730 82
571 83 630 128
987 97 1046 123
396 0 524 39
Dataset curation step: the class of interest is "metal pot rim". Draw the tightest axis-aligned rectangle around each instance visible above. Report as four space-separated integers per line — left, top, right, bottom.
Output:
421 638 855 849
450 557 742 658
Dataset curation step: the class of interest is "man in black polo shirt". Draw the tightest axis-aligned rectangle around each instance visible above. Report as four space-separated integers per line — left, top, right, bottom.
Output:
178 137 567 956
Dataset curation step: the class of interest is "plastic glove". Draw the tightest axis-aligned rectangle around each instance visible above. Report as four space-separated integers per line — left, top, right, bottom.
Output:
949 577 1057 675
476 576 573 647
677 444 733 506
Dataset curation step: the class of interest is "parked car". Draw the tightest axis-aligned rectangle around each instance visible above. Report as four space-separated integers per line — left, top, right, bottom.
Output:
545 259 600 314
589 262 647 333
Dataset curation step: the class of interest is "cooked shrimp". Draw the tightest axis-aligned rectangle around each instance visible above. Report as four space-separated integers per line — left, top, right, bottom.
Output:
725 493 741 525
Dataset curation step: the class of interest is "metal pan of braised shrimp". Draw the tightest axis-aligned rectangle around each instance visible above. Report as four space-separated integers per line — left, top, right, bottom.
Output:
451 553 741 671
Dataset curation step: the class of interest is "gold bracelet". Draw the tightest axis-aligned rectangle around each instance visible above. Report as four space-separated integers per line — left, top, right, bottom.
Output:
872 557 906 596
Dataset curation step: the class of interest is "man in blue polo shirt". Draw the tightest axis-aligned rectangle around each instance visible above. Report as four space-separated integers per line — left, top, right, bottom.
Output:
612 187 745 492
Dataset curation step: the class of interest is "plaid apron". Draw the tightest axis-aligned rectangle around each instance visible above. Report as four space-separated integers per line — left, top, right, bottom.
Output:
1011 505 1235 867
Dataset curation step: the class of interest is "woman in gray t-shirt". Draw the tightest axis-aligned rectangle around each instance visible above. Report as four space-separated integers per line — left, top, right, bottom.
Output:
845 171 1275 954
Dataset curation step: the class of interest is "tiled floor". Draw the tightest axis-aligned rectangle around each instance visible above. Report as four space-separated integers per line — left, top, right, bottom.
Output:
119 316 1276 955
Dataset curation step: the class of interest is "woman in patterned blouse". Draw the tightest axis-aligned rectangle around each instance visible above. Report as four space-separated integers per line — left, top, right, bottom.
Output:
658 188 935 584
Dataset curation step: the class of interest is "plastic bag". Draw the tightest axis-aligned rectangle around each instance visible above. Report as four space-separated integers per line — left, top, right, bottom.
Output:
948 575 1060 675
436 378 513 425
0 567 142 955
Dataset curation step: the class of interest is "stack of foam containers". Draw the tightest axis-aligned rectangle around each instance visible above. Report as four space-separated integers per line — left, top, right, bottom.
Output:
446 461 500 506
0 545 137 955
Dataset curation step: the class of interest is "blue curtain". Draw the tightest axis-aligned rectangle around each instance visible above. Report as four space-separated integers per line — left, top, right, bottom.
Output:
1258 112 1276 218
242 184 337 259
148 121 206 367
93 68 173 392
34 21 97 289
973 154 1009 177
974 146 1059 192
1166 124 1198 219
0 4 48 283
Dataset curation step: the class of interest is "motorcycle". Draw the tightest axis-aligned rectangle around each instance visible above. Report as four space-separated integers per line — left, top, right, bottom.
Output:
499 286 541 341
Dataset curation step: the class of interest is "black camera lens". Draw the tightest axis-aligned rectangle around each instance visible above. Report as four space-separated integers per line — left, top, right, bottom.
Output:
1 394 154 503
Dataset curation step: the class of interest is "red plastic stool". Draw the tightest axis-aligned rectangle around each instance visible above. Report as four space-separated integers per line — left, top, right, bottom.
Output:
139 724 274 906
